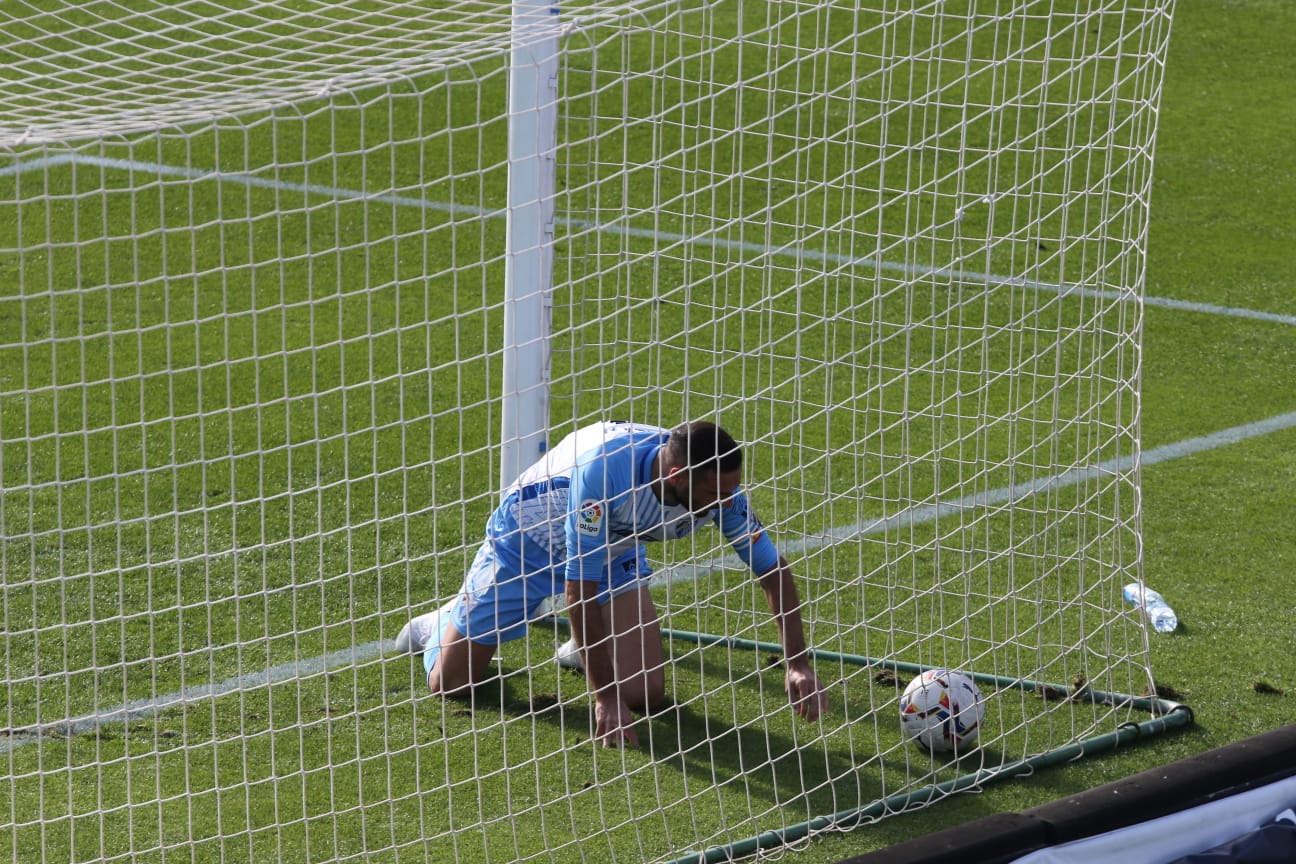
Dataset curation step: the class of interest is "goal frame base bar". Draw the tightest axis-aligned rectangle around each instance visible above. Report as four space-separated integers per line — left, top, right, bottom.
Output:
550 619 1194 864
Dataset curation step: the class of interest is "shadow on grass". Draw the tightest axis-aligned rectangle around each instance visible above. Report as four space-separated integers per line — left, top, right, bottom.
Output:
408 643 1064 862
425 645 955 823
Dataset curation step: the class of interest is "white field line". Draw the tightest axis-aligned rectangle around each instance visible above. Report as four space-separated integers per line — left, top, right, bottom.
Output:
3 153 1295 328
4 408 1295 752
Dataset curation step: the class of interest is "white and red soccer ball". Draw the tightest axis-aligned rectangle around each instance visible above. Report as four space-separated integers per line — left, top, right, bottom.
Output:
899 669 985 752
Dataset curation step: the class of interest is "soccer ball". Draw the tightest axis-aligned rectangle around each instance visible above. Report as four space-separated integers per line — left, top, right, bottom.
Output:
899 669 984 752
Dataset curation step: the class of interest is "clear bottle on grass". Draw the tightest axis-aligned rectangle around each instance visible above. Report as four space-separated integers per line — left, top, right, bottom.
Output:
1122 582 1178 633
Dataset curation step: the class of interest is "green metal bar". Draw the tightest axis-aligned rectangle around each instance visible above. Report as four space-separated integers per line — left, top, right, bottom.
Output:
655 627 1192 863
549 619 1194 863
668 706 1193 864
659 627 1190 718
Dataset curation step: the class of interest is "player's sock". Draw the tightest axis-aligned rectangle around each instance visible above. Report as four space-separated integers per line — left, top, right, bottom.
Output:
555 637 584 672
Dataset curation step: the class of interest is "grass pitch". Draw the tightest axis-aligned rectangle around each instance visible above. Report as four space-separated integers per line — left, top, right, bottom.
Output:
1 0 1293 862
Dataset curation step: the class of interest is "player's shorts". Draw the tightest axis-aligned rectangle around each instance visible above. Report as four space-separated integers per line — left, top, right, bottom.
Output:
426 537 650 675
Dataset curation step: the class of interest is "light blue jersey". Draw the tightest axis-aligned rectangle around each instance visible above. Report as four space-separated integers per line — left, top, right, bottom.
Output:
444 420 779 651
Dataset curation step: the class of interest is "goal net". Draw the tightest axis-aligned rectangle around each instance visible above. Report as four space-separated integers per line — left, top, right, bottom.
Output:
1 1 1178 862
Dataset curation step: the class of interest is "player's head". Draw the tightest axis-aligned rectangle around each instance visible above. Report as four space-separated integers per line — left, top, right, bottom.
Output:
663 421 743 513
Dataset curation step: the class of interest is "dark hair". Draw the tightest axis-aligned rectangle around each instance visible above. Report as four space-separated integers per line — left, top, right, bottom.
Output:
665 421 742 474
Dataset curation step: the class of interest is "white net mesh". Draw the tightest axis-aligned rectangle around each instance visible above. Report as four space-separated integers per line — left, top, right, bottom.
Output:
1 0 1175 861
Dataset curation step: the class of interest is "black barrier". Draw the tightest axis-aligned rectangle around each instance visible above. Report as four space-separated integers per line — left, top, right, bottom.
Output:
837 723 1296 864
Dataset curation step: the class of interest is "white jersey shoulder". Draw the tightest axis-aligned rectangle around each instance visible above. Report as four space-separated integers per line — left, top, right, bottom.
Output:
507 421 665 492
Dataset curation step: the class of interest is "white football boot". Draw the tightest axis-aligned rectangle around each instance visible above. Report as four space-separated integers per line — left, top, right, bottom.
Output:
394 600 455 655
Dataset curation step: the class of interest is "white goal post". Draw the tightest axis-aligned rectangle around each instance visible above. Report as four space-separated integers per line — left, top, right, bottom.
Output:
501 0 561 484
0 1 1181 863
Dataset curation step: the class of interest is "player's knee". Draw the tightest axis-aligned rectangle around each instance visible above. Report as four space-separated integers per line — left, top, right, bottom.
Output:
648 654 669 708
624 668 668 713
427 662 475 697
428 638 496 696
644 683 669 714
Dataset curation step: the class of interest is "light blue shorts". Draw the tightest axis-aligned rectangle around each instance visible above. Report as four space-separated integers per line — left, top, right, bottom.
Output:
424 539 650 676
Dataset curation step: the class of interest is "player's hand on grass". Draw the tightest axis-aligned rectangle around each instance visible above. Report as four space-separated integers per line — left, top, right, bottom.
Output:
784 662 827 722
594 692 639 749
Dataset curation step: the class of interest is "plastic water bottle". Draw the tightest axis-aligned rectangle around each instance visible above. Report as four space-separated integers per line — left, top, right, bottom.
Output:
1122 582 1178 633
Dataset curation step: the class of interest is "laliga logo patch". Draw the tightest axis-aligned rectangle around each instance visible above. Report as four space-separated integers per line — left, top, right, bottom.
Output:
576 500 604 536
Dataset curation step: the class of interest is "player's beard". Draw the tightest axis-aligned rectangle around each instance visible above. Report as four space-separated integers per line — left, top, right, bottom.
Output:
669 472 697 512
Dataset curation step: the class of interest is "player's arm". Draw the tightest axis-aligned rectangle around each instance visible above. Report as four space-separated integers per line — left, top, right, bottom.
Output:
564 577 636 748
757 556 826 721
719 493 827 722
564 464 638 748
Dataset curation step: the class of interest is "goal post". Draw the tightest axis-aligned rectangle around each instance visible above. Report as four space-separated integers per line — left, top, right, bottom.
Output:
501 0 561 485
0 1 1182 863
